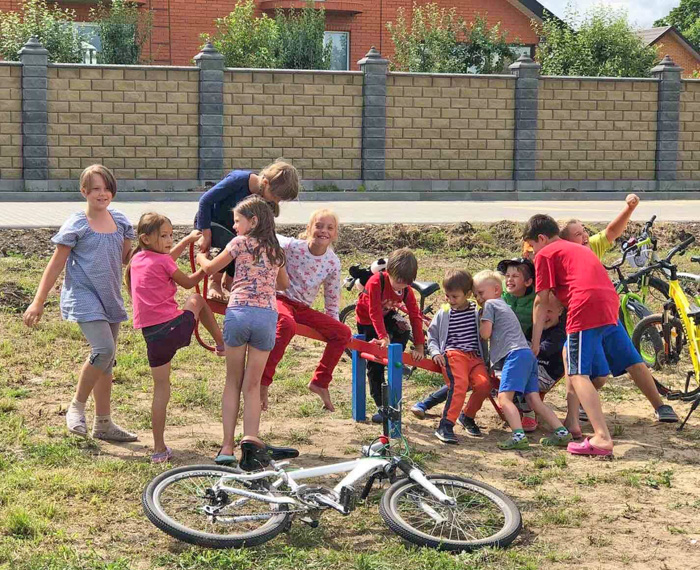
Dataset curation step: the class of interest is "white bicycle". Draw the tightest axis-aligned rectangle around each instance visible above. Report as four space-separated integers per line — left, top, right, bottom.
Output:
142 392 522 552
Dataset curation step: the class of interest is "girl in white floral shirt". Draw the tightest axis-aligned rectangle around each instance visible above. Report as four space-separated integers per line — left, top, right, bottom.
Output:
261 209 351 411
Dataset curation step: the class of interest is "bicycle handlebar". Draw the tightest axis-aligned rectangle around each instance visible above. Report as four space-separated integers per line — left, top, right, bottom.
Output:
665 235 695 263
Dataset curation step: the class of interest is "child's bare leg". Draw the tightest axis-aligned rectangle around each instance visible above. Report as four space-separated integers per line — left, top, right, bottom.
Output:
564 375 582 434
241 346 270 438
75 363 106 412
526 392 564 430
497 391 522 432
151 363 171 453
570 374 613 450
184 294 224 350
221 345 246 456
260 384 269 412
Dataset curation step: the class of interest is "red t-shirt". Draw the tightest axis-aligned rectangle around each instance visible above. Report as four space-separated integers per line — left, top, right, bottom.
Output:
356 272 426 345
534 239 619 334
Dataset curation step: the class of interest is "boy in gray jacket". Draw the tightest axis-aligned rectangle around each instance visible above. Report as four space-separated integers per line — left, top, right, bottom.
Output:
411 270 492 443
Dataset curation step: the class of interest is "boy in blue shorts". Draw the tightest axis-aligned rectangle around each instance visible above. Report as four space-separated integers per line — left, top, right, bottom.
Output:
525 214 643 457
473 270 572 451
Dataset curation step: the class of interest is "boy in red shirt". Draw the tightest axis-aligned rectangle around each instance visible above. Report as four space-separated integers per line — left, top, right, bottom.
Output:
524 214 644 457
356 248 425 423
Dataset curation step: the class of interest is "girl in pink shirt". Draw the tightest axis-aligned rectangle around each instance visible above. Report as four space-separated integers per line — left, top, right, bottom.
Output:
197 196 290 469
127 212 224 463
261 209 351 412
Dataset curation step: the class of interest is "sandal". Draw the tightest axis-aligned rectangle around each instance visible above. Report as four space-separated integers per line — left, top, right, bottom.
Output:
214 447 238 467
151 447 173 464
567 437 613 457
540 432 573 447
66 407 88 437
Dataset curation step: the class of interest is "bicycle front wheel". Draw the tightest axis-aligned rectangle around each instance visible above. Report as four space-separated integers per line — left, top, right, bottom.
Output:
379 474 521 551
143 465 291 549
632 314 698 396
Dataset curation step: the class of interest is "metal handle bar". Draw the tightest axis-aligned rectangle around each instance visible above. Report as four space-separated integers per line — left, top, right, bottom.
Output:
623 235 696 278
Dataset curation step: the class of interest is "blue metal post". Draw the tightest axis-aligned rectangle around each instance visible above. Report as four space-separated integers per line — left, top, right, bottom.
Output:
387 343 403 438
351 334 367 421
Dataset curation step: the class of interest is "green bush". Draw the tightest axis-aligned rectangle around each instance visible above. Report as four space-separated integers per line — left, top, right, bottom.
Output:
90 0 153 65
0 0 86 63
535 4 659 77
204 0 330 70
386 2 515 73
204 0 278 68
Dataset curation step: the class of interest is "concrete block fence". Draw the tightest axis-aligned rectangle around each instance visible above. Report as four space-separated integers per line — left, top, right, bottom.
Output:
1 38 699 196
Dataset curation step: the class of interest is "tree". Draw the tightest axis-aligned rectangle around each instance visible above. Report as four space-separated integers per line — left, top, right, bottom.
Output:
535 4 659 77
654 0 700 49
274 0 331 70
203 0 278 68
386 3 515 74
0 0 86 63
90 0 153 65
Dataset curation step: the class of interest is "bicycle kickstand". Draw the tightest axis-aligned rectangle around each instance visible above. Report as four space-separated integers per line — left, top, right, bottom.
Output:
678 397 700 431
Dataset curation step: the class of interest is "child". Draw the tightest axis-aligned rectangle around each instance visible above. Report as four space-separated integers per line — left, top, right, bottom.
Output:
23 165 137 442
355 248 425 423
197 196 290 470
426 270 491 443
497 258 536 339
195 160 300 302
261 209 351 412
126 213 225 463
473 270 572 451
526 214 635 456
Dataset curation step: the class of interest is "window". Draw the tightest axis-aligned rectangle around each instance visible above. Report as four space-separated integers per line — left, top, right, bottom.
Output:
324 31 349 70
74 22 101 64
510 45 535 59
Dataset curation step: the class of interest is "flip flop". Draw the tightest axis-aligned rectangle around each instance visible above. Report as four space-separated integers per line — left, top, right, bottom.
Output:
567 437 613 457
214 447 238 466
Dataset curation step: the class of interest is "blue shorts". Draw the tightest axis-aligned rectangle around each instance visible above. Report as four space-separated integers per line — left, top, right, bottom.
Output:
567 321 643 378
223 306 278 351
499 348 540 395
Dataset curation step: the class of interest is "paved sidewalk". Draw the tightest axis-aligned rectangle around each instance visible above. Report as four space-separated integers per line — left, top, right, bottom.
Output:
1 199 700 228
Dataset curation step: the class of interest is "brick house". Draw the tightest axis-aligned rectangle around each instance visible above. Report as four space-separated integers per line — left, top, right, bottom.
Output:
638 26 700 77
0 0 549 68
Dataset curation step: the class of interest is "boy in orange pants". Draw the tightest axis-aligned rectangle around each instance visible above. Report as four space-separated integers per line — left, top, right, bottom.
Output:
426 270 491 443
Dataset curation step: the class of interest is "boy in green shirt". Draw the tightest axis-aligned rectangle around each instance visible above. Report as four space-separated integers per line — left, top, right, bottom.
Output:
497 258 536 339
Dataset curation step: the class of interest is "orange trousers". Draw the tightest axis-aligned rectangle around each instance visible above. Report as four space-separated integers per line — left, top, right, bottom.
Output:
441 350 491 424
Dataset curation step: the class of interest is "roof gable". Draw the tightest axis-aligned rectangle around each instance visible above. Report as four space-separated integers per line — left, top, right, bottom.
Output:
638 26 700 63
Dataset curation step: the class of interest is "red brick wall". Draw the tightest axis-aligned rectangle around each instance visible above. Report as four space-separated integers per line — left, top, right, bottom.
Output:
653 33 700 78
1 0 539 67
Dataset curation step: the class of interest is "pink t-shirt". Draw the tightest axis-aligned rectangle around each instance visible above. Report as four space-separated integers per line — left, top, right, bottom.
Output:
226 235 280 311
129 250 183 329
277 235 341 320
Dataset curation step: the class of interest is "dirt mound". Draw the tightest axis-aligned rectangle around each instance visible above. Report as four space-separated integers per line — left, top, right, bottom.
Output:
0 283 33 314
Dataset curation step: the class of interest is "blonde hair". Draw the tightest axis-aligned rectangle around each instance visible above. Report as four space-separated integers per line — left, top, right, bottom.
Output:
259 159 300 203
125 212 172 292
472 270 503 290
302 208 340 244
80 164 117 196
235 196 286 267
560 219 581 239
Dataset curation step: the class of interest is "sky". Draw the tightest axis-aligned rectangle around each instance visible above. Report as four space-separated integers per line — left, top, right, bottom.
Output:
539 0 681 29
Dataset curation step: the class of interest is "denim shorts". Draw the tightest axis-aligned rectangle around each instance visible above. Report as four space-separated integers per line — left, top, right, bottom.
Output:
223 305 278 351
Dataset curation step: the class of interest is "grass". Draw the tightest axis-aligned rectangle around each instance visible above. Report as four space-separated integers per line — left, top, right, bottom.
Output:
0 226 699 569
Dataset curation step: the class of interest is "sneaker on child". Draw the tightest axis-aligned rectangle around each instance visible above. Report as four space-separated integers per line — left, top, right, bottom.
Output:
457 413 482 437
435 421 459 444
410 403 427 419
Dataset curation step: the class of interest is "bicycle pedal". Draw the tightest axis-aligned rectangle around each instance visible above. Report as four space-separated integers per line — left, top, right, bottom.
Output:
340 486 356 514
299 516 319 528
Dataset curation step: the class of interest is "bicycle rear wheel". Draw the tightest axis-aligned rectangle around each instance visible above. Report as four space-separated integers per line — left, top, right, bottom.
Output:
379 474 521 552
143 465 290 549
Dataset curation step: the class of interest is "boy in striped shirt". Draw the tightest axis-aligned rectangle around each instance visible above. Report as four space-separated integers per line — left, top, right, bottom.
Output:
425 270 492 444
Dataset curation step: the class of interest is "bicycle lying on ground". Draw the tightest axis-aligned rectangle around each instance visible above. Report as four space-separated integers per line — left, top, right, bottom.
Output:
142 387 522 551
631 236 700 429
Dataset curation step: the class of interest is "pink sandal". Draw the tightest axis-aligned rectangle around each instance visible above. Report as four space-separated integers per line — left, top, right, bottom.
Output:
567 437 612 457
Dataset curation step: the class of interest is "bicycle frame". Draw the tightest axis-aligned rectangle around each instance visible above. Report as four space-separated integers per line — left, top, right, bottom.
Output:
667 279 700 385
209 456 455 517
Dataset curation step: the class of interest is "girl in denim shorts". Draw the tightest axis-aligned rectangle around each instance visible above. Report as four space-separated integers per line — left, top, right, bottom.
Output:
197 195 289 466
126 212 225 463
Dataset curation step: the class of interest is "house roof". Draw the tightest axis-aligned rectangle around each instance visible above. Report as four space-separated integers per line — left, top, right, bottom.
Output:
638 26 700 63
509 0 563 25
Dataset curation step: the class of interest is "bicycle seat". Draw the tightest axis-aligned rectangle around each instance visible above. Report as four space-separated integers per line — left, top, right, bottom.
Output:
239 441 299 472
411 281 440 298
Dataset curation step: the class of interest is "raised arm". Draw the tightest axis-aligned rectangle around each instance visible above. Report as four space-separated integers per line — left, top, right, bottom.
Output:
23 245 71 327
604 193 639 243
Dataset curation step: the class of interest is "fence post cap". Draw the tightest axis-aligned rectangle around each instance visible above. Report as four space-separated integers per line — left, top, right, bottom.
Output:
651 55 683 75
509 53 540 71
18 36 48 57
358 46 389 67
194 42 224 62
